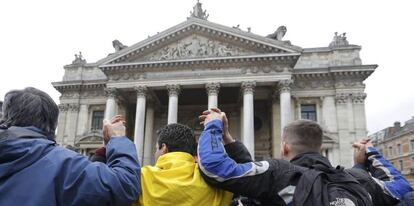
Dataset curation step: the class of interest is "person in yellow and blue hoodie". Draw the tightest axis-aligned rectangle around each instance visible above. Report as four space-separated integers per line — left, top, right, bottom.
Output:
93 123 233 206
132 123 232 206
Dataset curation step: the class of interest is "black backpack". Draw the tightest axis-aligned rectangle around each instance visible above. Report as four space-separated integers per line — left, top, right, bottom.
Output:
293 164 373 206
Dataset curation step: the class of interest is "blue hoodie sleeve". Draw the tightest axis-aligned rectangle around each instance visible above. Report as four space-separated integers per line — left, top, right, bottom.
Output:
366 146 413 200
58 136 141 206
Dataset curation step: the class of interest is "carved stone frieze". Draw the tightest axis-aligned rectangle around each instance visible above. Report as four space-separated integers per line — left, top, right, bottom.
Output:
67 104 80 112
335 93 350 104
241 81 256 94
80 90 105 98
58 104 68 112
167 84 181 96
134 86 148 97
294 80 334 89
278 79 293 93
60 91 80 99
142 35 255 61
351 92 367 104
205 82 220 95
104 88 118 98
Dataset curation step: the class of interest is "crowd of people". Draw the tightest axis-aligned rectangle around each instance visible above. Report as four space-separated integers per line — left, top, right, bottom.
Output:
0 87 413 206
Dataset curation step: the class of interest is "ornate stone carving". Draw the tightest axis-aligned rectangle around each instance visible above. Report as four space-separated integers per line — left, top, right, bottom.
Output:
266 26 287 41
167 84 181 96
351 92 367 104
134 86 148 97
112 40 127 52
71 51 86 65
58 104 68 112
278 79 293 93
68 104 80 112
104 88 118 98
241 81 256 94
335 93 350 104
80 90 105 98
205 82 220 95
329 32 349 48
190 0 209 20
143 35 253 61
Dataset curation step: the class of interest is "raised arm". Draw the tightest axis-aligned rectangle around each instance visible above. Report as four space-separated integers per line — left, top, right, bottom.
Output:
353 139 413 201
59 118 141 206
365 146 413 200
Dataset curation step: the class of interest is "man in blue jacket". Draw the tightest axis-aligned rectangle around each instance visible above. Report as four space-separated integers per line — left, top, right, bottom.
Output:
0 87 141 206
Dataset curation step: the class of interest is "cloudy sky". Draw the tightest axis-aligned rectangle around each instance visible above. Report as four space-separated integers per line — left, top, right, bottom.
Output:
1 0 413 134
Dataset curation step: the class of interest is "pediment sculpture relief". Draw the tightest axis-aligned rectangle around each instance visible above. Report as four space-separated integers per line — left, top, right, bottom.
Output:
141 35 257 61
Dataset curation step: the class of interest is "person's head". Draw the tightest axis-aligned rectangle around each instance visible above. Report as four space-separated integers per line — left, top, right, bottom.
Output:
280 119 323 161
0 87 59 138
154 123 196 161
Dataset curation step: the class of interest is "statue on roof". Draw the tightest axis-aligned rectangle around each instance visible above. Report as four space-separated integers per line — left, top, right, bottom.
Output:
72 51 86 65
329 32 349 48
190 0 209 20
112 39 127 52
266 26 287 41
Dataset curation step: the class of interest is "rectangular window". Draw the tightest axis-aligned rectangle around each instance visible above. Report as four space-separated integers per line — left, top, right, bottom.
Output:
411 140 414 151
91 111 104 130
397 144 402 155
301 104 317 121
399 160 404 171
389 146 393 156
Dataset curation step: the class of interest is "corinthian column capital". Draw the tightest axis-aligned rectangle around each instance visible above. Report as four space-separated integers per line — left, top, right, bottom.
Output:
278 79 293 93
241 81 256 94
104 88 118 98
206 82 220 96
134 86 148 97
167 84 181 96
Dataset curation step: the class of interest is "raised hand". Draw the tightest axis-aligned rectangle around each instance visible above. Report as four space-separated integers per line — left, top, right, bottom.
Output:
352 138 372 165
103 115 126 145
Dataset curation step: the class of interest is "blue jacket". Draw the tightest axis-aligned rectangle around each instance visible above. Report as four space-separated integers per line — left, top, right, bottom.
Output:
0 126 141 206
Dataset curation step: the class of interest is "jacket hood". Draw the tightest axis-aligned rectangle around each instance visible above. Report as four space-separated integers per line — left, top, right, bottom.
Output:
290 152 333 169
0 126 55 178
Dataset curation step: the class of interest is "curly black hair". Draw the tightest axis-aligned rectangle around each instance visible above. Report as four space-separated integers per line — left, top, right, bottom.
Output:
157 123 197 156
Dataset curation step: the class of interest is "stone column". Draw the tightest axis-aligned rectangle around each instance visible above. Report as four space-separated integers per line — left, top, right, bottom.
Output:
322 96 338 133
76 104 89 136
134 86 147 164
56 104 68 145
271 93 281 158
206 82 220 109
143 102 155 165
279 80 293 135
335 93 353 167
167 84 180 124
352 93 368 139
104 88 118 120
241 81 256 159
65 104 80 146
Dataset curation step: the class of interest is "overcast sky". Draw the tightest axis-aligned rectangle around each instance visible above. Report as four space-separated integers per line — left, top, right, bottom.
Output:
1 0 413 134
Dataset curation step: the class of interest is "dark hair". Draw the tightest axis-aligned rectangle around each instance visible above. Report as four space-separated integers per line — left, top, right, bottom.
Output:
0 87 59 138
157 123 197 156
282 119 323 154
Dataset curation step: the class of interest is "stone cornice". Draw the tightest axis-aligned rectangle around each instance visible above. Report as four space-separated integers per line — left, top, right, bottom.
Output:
52 80 106 92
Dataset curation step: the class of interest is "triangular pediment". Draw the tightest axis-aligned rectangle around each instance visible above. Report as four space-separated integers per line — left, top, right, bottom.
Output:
131 34 263 62
100 18 302 66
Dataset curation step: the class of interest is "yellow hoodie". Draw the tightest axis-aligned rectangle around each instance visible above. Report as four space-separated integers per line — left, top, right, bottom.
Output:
132 152 232 206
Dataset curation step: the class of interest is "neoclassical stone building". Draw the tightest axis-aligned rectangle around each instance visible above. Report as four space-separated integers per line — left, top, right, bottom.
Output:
53 2 376 167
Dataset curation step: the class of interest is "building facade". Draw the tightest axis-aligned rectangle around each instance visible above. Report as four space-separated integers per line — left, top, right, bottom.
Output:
371 117 414 186
52 2 376 167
